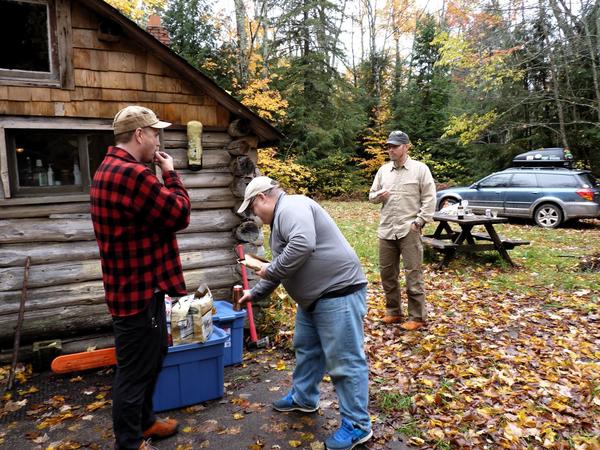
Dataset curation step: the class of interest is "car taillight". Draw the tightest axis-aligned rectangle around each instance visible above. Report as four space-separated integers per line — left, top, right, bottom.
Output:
576 189 594 201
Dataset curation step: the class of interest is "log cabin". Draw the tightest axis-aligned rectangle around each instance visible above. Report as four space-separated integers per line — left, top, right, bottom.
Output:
0 0 281 361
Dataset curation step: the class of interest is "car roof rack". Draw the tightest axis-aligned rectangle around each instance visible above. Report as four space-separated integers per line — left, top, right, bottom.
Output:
508 166 571 171
511 147 573 168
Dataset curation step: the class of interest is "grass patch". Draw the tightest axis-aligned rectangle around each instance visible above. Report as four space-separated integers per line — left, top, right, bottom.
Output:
377 391 413 412
397 419 422 438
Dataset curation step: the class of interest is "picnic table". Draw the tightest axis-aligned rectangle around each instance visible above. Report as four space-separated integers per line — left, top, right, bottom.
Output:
422 212 530 268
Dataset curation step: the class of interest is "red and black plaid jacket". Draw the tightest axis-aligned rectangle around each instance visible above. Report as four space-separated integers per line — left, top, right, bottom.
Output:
91 146 191 317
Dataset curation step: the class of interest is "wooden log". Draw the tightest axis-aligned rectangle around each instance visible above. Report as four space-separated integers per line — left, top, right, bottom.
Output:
0 303 112 345
0 209 239 243
0 240 100 267
226 139 252 156
234 220 261 243
0 249 237 291
230 156 257 177
227 119 251 137
191 200 236 210
176 231 236 251
187 187 236 204
178 171 233 188
0 265 240 343
0 202 90 219
231 177 251 199
227 136 259 153
0 218 96 243
163 131 232 148
167 148 231 170
0 280 106 314
0 231 235 267
183 265 238 291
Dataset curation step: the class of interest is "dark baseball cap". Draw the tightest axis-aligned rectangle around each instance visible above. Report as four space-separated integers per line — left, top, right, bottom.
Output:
386 131 410 145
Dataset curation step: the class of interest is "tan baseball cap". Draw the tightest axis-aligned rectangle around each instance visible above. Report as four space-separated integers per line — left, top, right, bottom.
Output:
113 106 171 135
237 176 278 213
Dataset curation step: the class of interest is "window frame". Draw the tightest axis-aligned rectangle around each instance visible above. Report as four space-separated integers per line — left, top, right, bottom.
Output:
0 0 73 89
478 173 512 188
0 117 113 202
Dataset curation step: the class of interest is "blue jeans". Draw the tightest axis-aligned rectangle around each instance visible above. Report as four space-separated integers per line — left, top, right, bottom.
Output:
291 287 370 431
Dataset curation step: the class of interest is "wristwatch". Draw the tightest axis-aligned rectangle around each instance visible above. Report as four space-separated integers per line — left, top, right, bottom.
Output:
412 221 423 229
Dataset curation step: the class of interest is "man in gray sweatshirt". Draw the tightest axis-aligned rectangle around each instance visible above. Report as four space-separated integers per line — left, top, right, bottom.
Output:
237 177 371 450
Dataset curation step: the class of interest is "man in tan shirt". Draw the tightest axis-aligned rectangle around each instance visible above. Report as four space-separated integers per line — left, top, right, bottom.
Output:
369 131 436 331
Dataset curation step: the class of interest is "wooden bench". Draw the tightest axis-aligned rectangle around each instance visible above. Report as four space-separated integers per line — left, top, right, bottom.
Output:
422 236 458 250
422 237 458 268
471 232 530 249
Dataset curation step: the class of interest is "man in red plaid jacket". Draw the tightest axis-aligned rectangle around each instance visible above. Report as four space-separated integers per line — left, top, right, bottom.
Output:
91 106 191 450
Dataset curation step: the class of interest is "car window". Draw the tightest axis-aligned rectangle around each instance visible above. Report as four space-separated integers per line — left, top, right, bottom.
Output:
579 173 599 188
536 173 580 188
478 173 512 188
509 173 538 187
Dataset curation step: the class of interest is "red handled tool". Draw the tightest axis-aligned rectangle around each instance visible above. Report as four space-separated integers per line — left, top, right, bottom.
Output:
236 244 269 350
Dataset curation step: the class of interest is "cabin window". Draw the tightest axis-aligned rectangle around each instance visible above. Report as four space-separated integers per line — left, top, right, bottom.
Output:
0 0 65 85
6 129 113 196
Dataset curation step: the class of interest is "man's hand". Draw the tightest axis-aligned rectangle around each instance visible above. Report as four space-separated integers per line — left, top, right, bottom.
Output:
237 291 253 308
255 263 269 279
376 190 391 202
154 151 175 172
411 221 422 233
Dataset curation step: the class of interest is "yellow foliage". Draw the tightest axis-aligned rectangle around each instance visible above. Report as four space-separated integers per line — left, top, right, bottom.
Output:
239 78 288 122
257 148 314 194
442 111 498 145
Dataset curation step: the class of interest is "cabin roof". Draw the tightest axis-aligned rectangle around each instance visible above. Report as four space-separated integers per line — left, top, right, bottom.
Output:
80 0 282 147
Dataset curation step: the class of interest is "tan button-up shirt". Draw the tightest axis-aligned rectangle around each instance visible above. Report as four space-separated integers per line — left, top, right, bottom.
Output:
369 157 436 240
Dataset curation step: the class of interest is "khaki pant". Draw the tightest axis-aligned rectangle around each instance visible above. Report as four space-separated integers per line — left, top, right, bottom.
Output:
379 231 426 321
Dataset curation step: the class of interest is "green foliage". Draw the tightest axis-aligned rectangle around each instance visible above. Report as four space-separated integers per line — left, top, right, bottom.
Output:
378 391 413 412
163 0 238 91
309 152 367 198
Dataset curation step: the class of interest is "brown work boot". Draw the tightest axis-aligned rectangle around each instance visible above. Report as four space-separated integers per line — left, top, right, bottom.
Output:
382 315 404 324
138 439 158 450
143 418 179 440
400 320 425 331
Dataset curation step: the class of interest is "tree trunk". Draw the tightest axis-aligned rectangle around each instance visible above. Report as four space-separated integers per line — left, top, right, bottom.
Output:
234 0 249 87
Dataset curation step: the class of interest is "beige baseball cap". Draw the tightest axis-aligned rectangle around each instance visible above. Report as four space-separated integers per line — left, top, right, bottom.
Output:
113 106 171 135
237 176 278 213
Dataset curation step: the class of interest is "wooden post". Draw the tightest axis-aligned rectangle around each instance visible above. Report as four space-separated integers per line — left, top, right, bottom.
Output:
6 256 31 392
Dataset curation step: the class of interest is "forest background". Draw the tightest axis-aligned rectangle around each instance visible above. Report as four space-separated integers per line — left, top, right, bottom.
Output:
109 0 600 197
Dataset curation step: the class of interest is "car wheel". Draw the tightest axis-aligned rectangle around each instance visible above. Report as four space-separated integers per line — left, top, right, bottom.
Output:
534 203 563 228
438 197 458 210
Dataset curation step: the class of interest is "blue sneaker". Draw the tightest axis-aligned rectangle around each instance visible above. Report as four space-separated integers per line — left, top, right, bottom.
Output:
272 391 319 412
325 418 373 450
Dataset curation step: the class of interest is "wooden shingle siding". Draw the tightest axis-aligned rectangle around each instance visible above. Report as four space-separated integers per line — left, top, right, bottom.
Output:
2 2 229 128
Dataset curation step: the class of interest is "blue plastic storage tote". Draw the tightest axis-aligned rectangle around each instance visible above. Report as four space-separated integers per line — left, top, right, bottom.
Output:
212 301 246 366
152 326 227 412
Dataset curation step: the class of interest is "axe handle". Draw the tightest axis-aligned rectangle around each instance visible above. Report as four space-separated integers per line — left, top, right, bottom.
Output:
236 245 258 342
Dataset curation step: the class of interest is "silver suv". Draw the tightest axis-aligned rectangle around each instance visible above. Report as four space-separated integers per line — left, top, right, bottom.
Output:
436 167 600 228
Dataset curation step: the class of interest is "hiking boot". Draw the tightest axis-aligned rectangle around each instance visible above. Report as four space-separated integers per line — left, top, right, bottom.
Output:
381 315 403 324
138 439 158 450
272 391 319 413
325 418 373 450
400 320 425 331
143 418 178 439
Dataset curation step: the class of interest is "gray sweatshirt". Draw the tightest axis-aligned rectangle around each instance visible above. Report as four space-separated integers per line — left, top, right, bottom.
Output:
250 193 367 310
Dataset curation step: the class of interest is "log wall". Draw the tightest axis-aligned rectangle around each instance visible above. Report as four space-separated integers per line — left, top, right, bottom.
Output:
0 0 272 354
0 128 263 348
